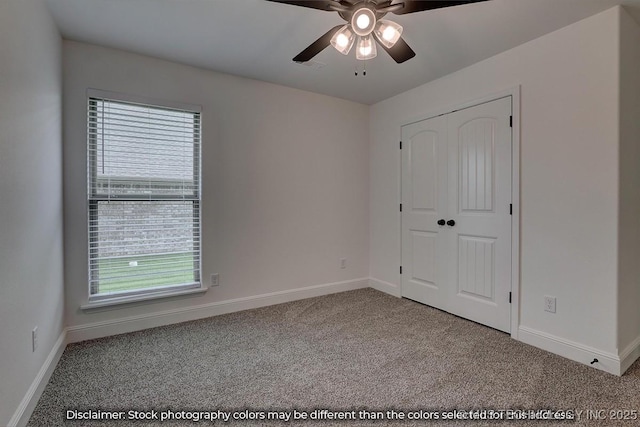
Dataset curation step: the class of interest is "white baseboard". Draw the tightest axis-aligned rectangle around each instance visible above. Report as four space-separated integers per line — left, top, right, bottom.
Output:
67 277 369 343
369 277 401 297
620 335 640 374
518 326 621 376
8 330 67 427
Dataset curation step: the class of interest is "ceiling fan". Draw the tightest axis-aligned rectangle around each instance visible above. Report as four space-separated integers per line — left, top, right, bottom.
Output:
266 0 490 64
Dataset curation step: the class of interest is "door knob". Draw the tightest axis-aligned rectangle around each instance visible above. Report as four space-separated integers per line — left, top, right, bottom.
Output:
447 219 456 227
437 219 446 226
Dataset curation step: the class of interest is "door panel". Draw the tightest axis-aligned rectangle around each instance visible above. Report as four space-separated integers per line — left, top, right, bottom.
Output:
410 136 438 211
447 97 512 332
401 97 512 333
458 235 495 301
411 231 437 288
459 119 494 213
401 116 448 310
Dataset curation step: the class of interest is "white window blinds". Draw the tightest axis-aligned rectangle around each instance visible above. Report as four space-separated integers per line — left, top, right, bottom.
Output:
88 95 201 298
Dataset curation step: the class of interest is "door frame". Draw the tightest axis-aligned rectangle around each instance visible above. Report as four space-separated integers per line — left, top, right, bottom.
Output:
398 86 521 339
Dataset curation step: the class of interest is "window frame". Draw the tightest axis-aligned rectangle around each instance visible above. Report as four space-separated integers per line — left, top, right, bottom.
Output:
85 89 204 305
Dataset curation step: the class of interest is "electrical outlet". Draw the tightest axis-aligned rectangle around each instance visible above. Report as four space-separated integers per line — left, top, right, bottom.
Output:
544 296 556 313
32 327 38 352
210 273 219 286
340 258 347 269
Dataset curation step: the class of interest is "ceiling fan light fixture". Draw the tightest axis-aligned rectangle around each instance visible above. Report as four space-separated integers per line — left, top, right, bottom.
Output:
351 6 376 36
269 0 492 65
356 35 377 60
374 19 403 48
330 25 356 55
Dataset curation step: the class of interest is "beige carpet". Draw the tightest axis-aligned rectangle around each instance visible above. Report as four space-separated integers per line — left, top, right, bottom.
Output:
28 288 640 426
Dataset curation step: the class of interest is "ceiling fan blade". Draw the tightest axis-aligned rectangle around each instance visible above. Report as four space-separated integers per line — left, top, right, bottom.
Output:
264 0 344 12
390 0 490 15
293 25 343 63
374 34 416 63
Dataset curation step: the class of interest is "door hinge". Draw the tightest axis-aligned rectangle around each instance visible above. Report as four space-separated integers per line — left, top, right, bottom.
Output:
400 266 403 275
509 292 512 304
509 116 513 128
510 204 512 215
400 203 403 212
400 140 402 150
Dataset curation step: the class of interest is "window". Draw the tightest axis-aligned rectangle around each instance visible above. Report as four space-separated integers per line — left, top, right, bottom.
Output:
87 91 201 301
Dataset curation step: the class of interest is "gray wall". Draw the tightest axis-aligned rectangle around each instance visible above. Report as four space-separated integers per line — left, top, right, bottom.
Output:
369 7 620 356
63 41 370 329
617 8 640 356
0 0 64 424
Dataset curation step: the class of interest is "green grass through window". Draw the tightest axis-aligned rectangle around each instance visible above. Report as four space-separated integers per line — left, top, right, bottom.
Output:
97 252 196 294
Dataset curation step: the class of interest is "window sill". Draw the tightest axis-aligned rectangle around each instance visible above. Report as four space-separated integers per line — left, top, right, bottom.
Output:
81 286 208 310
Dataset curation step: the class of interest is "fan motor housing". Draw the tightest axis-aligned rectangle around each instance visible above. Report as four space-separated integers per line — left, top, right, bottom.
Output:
338 1 387 23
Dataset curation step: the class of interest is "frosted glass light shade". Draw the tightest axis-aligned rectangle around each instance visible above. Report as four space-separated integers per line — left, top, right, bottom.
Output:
356 35 377 60
330 25 356 55
374 19 403 48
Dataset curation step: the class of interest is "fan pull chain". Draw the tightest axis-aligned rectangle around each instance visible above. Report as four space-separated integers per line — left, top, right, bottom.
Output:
354 61 368 77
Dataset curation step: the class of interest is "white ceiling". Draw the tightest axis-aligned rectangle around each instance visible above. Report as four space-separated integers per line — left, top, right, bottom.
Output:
45 0 640 105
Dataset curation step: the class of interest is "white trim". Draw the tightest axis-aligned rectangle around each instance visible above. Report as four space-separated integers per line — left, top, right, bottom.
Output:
619 335 640 374
509 87 521 340
369 277 401 297
518 326 621 376
8 330 67 427
67 278 369 343
82 286 208 310
400 87 519 129
86 88 202 113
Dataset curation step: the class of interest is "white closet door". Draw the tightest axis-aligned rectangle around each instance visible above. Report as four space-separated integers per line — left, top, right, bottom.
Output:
400 97 512 333
401 115 448 311
446 97 512 333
